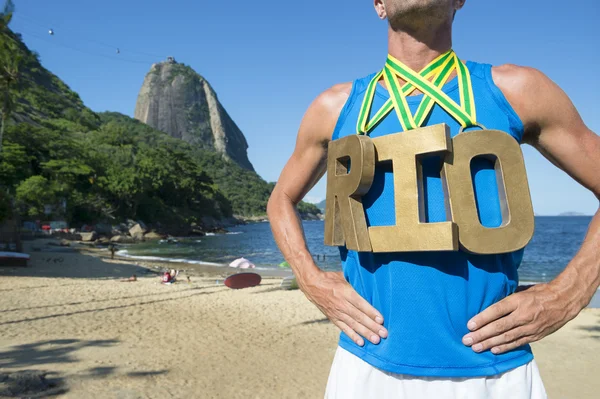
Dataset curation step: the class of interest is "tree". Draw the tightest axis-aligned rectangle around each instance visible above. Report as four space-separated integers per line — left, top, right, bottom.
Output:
16 175 59 218
0 0 21 154
0 141 31 187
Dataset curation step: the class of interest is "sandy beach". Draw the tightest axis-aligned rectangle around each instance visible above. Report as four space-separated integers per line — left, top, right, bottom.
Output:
1 239 599 398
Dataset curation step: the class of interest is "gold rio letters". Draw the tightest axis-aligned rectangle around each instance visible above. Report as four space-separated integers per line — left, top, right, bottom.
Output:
324 134 375 252
324 124 535 254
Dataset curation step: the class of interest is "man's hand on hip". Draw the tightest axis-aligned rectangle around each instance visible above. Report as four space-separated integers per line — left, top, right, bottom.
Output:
300 270 388 347
461 283 579 355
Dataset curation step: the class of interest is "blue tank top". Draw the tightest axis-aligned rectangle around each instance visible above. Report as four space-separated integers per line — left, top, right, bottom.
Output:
331 61 533 378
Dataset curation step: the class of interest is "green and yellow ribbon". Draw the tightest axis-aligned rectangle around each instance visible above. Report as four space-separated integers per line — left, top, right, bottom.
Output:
357 50 477 135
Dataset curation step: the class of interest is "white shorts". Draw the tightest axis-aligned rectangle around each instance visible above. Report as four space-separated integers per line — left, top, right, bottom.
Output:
324 346 548 399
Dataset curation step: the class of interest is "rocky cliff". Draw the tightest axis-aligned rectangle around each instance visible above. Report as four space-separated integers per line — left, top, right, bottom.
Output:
134 59 254 171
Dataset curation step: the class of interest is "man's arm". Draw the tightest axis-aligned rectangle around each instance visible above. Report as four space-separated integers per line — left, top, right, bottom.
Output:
462 65 600 355
267 83 388 347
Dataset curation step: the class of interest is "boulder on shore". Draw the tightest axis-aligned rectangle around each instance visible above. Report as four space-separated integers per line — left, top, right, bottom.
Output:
129 224 146 241
110 235 135 244
188 227 205 237
208 227 229 234
80 232 97 242
144 231 166 241
112 224 129 235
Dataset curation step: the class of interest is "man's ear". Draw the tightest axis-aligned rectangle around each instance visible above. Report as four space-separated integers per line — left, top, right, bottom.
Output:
374 0 387 20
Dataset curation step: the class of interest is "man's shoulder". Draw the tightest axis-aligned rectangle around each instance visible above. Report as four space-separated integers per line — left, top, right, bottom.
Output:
313 82 354 113
296 81 354 145
490 63 552 99
303 82 353 128
490 63 559 125
489 63 575 142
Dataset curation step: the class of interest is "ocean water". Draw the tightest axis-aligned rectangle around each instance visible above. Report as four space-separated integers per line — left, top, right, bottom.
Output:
119 217 592 283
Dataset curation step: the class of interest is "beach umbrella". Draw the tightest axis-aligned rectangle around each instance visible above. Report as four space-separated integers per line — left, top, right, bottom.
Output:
229 257 255 269
278 261 291 268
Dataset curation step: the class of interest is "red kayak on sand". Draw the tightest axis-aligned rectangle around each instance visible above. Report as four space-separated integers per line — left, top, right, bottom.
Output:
224 272 261 289
0 252 30 267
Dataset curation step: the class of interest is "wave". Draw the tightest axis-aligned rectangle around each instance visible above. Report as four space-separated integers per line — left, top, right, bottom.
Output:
116 251 225 267
115 250 286 271
204 231 243 236
158 239 179 244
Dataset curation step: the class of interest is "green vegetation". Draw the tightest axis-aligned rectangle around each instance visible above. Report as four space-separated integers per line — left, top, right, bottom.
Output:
195 149 275 216
0 0 20 153
297 201 322 216
2 117 231 229
0 17 320 229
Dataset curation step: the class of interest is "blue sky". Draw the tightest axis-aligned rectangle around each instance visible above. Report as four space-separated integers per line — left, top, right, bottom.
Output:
8 0 600 215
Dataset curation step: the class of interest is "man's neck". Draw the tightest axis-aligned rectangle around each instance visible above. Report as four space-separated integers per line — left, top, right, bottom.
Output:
386 23 453 71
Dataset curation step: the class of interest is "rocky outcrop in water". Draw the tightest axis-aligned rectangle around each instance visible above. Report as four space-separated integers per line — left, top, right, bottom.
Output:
134 59 254 171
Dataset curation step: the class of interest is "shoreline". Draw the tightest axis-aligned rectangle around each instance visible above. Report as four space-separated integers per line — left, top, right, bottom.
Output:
113 250 294 278
110 247 600 309
17 238 600 307
86 247 294 280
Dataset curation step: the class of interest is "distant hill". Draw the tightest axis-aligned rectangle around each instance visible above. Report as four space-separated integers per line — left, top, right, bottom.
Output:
316 199 326 212
558 212 588 217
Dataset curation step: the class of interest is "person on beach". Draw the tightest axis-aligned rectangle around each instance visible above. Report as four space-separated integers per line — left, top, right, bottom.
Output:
162 269 179 285
120 274 137 282
267 1 600 398
108 244 117 260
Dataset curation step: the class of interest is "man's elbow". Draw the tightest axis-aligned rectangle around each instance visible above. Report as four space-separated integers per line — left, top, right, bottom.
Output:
267 188 294 221
267 189 283 220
